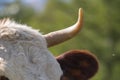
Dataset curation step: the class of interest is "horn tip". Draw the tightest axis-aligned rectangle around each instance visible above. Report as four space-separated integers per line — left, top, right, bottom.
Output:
77 8 83 25
79 8 83 16
79 8 82 11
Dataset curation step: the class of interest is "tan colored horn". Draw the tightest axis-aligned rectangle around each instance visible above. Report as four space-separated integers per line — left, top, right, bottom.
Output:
44 8 83 47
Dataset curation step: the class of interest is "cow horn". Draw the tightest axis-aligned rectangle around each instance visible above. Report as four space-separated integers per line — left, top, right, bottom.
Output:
44 8 83 47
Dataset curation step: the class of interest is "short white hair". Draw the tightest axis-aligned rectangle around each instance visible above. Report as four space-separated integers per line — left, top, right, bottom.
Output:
0 19 62 80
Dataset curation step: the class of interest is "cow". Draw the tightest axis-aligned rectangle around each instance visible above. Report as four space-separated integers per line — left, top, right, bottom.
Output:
0 8 99 80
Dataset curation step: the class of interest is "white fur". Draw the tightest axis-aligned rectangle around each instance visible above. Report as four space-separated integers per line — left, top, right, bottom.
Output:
0 19 62 80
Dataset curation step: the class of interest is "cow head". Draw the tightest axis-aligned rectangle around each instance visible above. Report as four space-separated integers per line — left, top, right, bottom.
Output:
0 8 99 80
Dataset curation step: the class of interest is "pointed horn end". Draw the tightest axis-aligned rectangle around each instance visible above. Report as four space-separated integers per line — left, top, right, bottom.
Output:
77 8 83 24
79 8 83 14
72 8 83 34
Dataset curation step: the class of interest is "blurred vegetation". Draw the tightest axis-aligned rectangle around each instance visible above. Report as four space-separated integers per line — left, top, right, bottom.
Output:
0 0 120 80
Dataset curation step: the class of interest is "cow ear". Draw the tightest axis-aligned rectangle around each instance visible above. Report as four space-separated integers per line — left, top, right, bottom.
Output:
56 50 99 80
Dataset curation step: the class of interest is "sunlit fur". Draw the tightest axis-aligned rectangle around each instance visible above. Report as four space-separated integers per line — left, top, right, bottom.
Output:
0 18 62 80
56 50 99 80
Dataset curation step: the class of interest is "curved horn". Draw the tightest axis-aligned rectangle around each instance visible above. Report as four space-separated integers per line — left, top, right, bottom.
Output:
44 8 83 47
